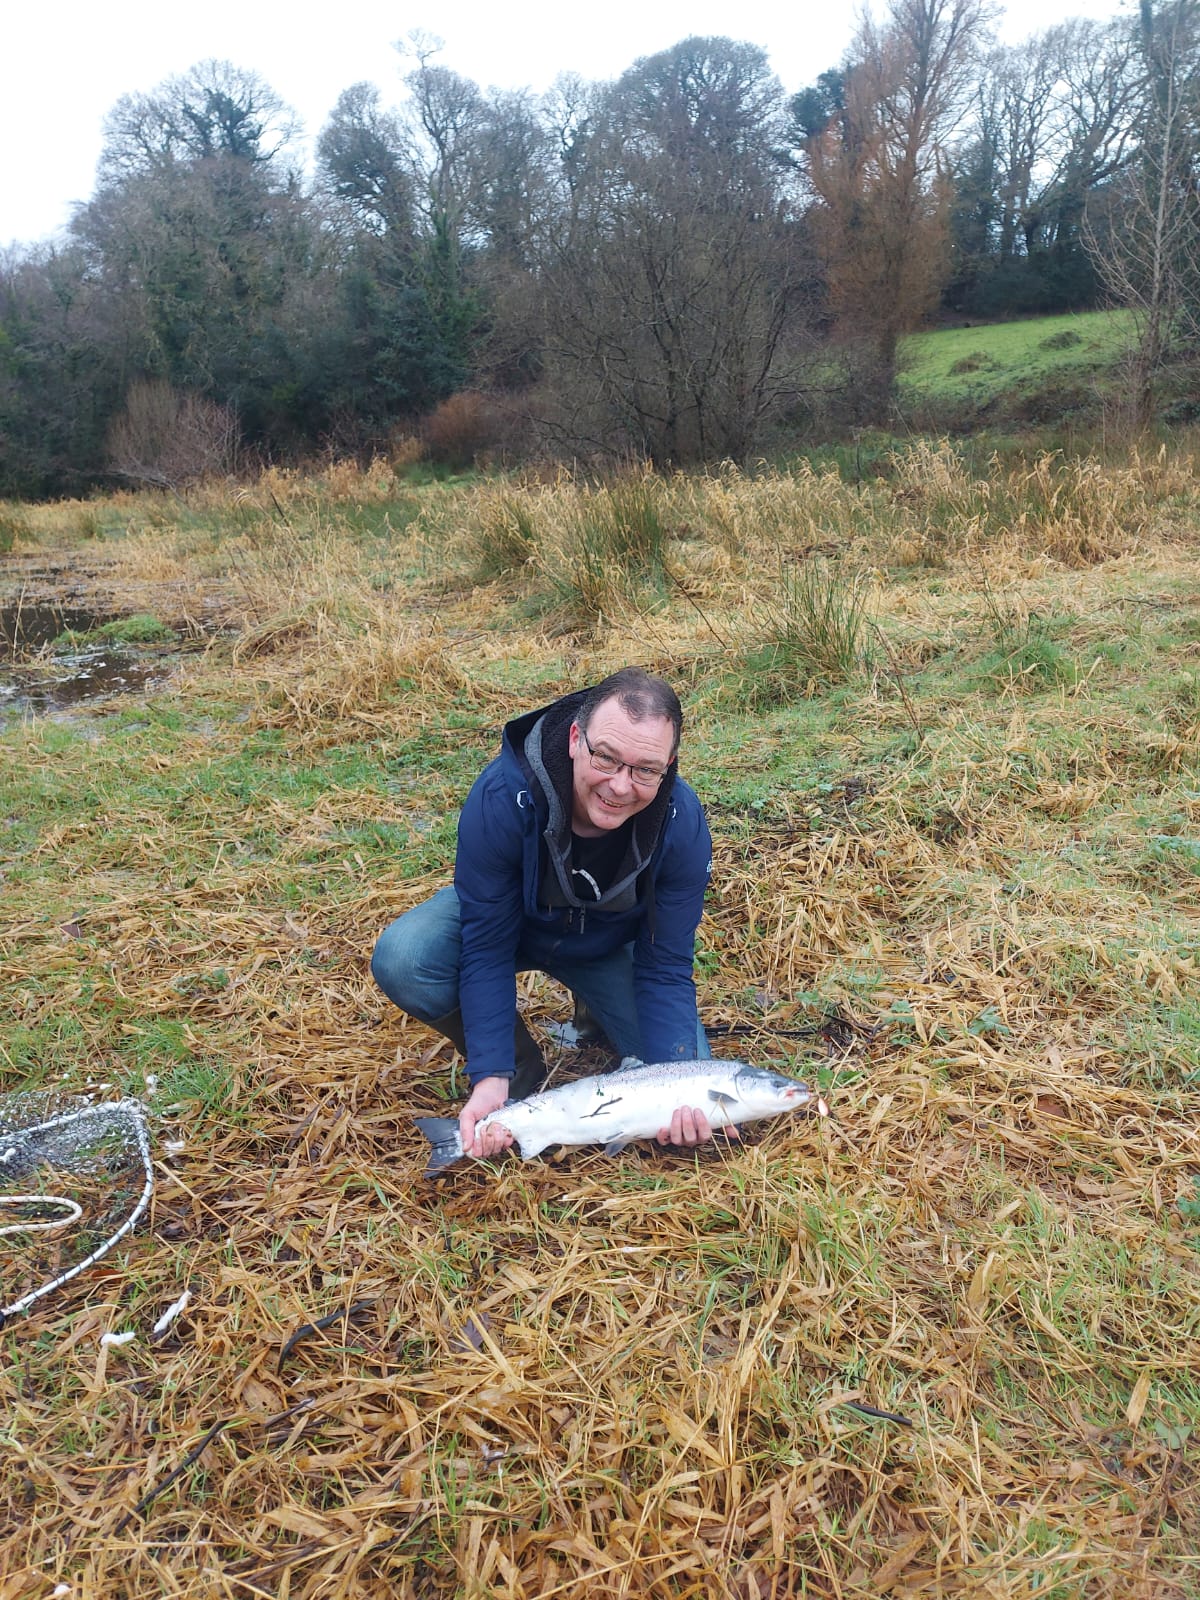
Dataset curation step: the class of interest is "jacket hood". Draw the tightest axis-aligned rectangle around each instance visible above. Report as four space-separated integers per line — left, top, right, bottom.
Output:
501 689 678 916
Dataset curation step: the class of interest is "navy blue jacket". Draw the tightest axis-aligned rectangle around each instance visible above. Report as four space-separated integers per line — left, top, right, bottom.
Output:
453 691 711 1082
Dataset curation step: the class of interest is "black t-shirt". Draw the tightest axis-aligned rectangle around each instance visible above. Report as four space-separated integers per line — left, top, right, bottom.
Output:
570 823 632 902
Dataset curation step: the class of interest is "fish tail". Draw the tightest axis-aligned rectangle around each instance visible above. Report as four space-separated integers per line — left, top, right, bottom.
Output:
414 1116 464 1176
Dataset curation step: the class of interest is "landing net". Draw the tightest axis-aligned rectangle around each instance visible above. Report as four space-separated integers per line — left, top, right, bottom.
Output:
0 1095 154 1323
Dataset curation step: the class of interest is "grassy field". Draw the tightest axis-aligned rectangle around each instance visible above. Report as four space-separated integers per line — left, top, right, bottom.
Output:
898 310 1136 429
1 443 1199 1598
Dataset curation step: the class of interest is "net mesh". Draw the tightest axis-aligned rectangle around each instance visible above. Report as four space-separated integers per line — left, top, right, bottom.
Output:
0 1094 154 1323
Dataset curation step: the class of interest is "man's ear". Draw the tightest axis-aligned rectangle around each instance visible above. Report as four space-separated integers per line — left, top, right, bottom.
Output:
567 721 581 757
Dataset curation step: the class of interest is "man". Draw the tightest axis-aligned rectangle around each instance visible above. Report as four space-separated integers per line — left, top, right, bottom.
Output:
371 667 727 1159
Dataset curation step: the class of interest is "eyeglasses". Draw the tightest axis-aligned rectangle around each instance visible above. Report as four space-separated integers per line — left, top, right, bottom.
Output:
580 729 668 789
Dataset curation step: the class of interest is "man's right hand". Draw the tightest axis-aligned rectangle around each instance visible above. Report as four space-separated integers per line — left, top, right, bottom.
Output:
459 1076 514 1160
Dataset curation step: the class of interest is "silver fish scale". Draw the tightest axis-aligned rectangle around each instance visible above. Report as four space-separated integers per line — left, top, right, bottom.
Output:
610 1057 746 1083
541 1057 750 1098
524 1057 804 1117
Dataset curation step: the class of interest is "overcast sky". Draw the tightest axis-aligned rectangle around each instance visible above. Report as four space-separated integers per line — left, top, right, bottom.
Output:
5 0 1129 252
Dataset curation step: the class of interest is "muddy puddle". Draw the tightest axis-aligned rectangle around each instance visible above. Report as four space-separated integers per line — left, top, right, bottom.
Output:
0 600 179 718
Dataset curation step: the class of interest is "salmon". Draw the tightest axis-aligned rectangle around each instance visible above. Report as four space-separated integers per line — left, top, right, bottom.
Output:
415 1057 827 1175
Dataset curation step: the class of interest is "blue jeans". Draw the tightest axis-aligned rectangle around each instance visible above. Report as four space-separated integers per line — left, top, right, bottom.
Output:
370 886 710 1063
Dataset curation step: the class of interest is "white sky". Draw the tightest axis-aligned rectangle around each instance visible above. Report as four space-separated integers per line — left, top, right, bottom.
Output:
5 0 1129 252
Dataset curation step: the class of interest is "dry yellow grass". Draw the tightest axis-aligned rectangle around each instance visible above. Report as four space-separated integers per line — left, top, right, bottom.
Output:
2 453 1199 1598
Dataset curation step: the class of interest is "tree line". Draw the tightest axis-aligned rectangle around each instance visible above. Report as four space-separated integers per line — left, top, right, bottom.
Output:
2 0 1198 497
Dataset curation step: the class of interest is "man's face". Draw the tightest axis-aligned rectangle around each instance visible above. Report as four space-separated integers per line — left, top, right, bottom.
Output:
567 697 675 837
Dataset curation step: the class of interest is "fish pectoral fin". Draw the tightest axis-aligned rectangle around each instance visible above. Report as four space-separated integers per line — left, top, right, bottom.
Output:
603 1134 634 1155
512 1133 553 1162
708 1089 738 1107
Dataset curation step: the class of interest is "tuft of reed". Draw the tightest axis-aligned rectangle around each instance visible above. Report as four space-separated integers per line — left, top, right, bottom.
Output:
731 557 871 706
541 474 671 626
457 471 673 629
0 503 31 553
467 490 539 580
974 582 1077 693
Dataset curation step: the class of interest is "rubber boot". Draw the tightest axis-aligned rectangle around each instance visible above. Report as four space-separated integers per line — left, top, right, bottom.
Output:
508 1016 549 1100
569 995 604 1046
428 1009 548 1101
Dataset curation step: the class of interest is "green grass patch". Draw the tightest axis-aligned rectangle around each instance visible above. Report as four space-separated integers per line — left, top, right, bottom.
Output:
899 309 1134 405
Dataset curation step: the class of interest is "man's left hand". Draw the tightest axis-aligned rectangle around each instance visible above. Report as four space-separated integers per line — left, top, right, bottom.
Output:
656 1106 741 1147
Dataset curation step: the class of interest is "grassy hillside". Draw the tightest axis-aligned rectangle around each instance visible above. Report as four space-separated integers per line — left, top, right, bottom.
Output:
1 449 1198 1598
898 309 1135 426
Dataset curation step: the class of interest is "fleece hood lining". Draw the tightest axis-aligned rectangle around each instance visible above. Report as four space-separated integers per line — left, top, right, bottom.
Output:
520 695 676 913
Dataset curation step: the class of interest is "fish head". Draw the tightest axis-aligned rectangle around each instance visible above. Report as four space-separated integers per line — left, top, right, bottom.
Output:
731 1065 815 1116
